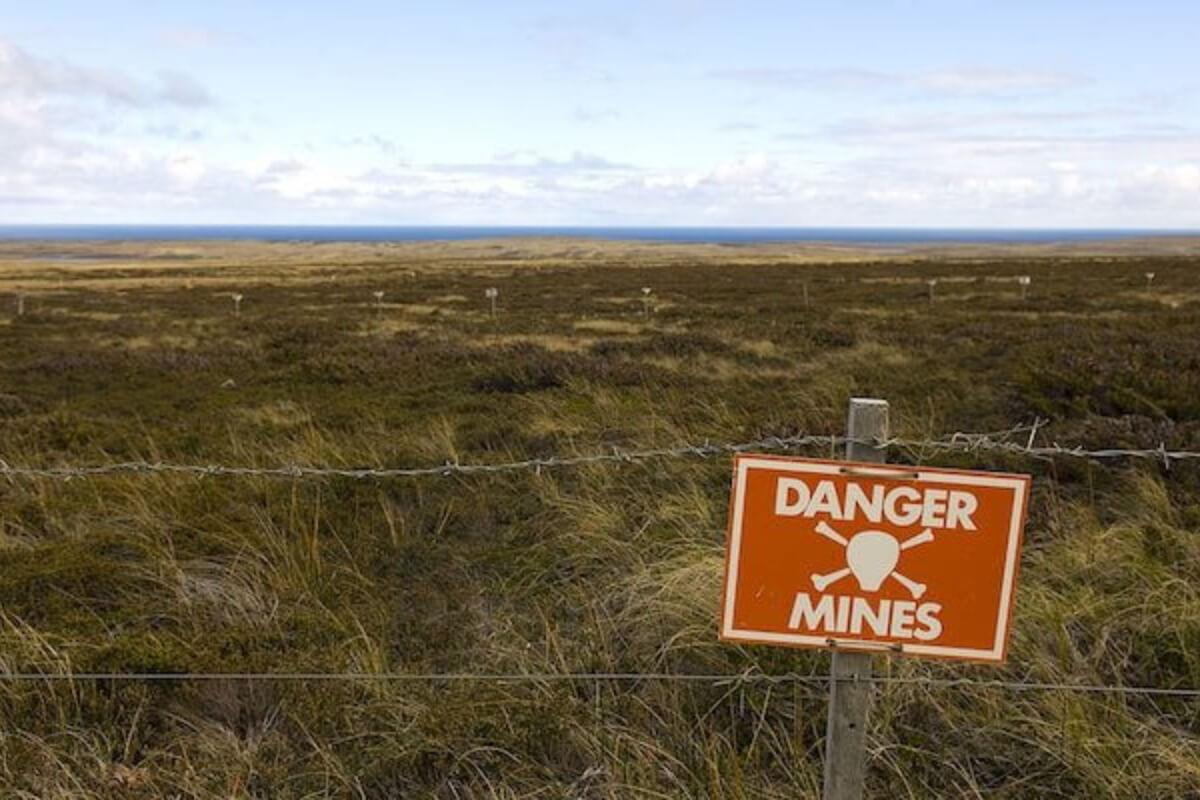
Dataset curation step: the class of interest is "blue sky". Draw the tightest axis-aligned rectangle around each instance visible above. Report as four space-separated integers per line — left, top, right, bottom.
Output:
2 0 1198 226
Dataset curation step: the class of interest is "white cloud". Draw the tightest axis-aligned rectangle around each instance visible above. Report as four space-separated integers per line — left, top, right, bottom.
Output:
426 151 634 176
0 60 1195 229
3 139 1198 226
710 64 1088 97
1135 163 1200 193
0 40 213 108
803 108 1154 140
260 159 306 177
155 71 214 108
918 66 1085 93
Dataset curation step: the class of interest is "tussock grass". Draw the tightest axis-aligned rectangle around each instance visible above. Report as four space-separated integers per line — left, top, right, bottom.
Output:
1 244 1199 796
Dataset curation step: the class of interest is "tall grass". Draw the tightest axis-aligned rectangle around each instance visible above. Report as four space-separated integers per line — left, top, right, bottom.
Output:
0 245 1198 796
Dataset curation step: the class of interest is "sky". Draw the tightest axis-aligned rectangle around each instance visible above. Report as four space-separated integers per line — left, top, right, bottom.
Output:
2 0 1199 227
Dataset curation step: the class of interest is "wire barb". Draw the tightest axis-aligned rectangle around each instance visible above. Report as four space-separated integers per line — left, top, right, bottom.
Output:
1 428 1199 481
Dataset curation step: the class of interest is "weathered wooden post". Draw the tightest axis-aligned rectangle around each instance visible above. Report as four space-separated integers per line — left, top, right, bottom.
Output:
823 397 888 800
15 293 25 316
803 281 810 310
373 290 385 319
720 398 1031 800
485 287 498 318
641 287 652 316
1145 272 1155 288
231 293 244 315
1018 275 1031 302
926 279 938 304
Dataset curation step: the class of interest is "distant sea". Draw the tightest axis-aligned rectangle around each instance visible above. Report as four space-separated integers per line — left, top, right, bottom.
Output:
0 225 1195 244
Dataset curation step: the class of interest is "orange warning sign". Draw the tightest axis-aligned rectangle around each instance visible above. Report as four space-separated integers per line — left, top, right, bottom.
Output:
720 455 1031 663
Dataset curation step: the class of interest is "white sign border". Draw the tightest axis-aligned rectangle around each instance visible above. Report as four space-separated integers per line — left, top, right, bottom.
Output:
720 456 1029 663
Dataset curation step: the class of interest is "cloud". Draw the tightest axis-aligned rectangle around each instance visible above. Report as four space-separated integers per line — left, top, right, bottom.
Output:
261 159 305 177
427 151 634 176
0 41 222 220
5 146 1198 226
492 149 539 163
155 71 214 107
0 192 57 206
2 106 1196 227
1133 163 1200 194
144 123 205 142
540 151 629 170
709 65 1088 96
0 41 214 108
785 107 1162 142
919 66 1086 93
774 105 1200 172
0 42 139 105
340 135 406 161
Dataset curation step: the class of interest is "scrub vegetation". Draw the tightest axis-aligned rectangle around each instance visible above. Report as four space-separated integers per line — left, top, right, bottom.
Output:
1 238 1199 798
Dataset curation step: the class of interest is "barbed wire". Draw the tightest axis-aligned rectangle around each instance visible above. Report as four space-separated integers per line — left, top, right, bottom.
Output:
0 433 842 481
3 421 1198 701
1 422 1198 481
0 671 1195 696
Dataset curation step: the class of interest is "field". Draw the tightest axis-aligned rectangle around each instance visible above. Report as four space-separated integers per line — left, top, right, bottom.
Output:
1 237 1200 798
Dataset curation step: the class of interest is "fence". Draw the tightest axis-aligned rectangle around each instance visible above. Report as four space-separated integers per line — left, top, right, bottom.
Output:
3 422 1200 481
0 672 1195 697
1 420 1198 700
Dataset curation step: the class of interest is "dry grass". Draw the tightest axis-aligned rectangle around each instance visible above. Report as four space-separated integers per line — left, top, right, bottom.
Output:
0 240 1198 797
572 318 645 334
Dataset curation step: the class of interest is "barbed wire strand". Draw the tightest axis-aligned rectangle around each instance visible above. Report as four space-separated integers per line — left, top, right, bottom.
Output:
0 671 1195 696
2 423 1197 699
2 424 1199 481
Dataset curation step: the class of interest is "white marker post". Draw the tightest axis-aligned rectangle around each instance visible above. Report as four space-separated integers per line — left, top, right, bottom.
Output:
1018 275 1031 302
641 286 652 316
926 279 938 304
231 293 244 315
822 397 888 800
373 290 385 319
485 287 498 318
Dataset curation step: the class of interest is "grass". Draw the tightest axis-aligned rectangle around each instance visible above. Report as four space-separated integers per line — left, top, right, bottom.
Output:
0 238 1199 797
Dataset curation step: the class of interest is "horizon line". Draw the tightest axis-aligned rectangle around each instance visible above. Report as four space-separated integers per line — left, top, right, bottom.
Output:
2 223 1199 231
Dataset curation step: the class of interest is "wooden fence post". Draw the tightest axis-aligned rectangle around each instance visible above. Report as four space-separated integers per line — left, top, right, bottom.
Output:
822 397 888 800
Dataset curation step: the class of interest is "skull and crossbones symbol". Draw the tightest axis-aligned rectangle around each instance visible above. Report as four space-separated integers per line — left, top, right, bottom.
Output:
809 521 933 599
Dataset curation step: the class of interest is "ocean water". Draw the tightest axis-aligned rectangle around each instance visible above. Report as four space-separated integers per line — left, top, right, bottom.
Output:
0 225 1194 244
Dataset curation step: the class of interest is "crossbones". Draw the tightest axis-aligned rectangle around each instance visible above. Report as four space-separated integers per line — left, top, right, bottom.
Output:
809 521 933 599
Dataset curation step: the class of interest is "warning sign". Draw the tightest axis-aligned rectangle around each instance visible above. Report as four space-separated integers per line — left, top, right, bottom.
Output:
720 456 1030 663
